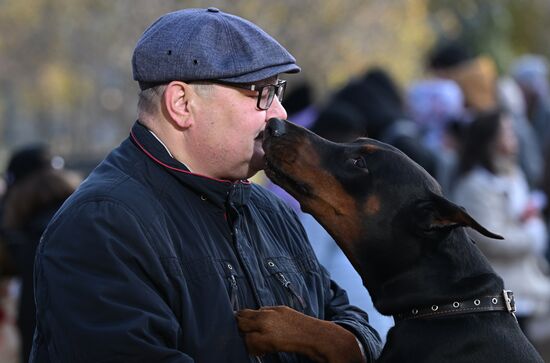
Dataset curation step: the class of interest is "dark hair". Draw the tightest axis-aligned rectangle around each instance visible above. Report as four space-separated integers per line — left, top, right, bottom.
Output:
427 40 473 70
332 68 403 139
362 67 403 109
5 144 53 188
2 169 79 229
282 81 314 116
457 109 503 175
311 100 366 142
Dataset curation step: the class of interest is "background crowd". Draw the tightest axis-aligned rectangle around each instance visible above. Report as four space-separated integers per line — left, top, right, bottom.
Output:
1 1 550 362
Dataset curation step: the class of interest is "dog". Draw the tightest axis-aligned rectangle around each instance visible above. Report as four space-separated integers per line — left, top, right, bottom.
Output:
236 118 543 362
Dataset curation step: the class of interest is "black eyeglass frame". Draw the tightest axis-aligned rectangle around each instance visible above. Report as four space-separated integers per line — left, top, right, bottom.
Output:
208 79 287 110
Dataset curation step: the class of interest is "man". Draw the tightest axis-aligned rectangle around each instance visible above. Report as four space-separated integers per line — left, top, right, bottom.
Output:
31 8 382 362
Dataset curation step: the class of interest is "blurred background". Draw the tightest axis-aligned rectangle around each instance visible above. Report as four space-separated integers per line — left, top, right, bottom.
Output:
2 1 550 362
1 0 549 169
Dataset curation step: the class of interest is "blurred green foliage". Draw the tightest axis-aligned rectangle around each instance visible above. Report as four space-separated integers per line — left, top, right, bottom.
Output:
428 0 550 71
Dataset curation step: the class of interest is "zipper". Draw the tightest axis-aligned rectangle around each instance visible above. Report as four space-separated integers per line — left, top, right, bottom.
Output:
225 203 264 308
224 200 268 363
226 265 264 363
275 272 307 311
228 273 240 313
225 262 241 313
227 270 262 363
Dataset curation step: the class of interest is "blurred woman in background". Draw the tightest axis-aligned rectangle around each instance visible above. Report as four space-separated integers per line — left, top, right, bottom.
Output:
452 109 550 339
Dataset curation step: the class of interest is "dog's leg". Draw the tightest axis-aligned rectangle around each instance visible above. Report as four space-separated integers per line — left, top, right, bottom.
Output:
236 306 365 363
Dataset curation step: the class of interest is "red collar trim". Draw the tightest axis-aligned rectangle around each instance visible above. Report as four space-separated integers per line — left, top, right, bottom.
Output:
130 130 250 185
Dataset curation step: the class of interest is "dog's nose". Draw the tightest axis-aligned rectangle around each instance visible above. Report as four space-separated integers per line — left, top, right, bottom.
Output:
266 118 287 137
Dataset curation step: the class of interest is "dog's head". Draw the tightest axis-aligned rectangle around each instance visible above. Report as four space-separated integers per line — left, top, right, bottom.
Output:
263 118 501 283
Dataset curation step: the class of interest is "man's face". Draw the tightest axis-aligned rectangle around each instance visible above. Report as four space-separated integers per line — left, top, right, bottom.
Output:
186 77 288 180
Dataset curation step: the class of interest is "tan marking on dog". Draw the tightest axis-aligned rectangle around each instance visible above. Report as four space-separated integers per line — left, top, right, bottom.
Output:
285 138 363 244
270 135 364 270
364 195 380 216
362 144 379 153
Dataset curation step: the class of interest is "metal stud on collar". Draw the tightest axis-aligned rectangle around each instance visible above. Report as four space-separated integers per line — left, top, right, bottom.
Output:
431 305 439 311
474 299 481 306
452 302 460 308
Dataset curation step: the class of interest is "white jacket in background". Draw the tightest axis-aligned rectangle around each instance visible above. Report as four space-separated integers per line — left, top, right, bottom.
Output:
453 166 550 316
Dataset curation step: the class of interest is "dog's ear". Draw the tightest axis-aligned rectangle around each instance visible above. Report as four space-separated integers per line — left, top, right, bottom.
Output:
416 192 503 240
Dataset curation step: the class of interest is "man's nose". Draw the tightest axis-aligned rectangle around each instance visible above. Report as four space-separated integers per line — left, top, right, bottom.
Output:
266 97 287 121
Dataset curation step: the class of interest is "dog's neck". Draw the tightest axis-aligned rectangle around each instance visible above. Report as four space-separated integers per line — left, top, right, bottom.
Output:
356 228 504 316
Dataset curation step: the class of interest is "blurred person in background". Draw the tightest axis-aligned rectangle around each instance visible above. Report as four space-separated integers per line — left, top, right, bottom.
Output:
310 100 366 143
510 54 550 152
332 68 438 178
427 40 498 114
543 147 550 264
0 232 19 363
1 144 81 363
497 76 545 188
452 109 550 342
281 80 318 130
427 41 545 189
406 78 467 195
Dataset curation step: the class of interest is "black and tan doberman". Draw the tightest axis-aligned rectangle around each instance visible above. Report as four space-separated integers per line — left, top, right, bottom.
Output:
236 118 543 362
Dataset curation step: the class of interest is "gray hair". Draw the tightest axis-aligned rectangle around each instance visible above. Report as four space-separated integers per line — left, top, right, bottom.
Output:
137 82 214 119
137 84 167 118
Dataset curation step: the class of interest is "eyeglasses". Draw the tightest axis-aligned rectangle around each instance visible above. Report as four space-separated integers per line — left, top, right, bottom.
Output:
210 79 287 110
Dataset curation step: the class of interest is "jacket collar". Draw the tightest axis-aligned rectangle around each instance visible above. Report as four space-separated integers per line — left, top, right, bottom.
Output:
130 121 251 208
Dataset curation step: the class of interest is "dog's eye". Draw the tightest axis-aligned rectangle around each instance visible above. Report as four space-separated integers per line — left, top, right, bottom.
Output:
347 157 368 170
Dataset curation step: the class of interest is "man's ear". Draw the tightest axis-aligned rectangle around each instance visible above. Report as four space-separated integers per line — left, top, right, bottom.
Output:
163 81 193 129
416 192 503 240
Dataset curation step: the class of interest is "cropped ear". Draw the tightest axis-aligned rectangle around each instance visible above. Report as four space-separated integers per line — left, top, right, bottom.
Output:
416 192 503 240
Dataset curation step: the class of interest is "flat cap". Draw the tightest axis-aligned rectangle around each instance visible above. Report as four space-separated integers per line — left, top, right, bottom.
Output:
132 8 300 90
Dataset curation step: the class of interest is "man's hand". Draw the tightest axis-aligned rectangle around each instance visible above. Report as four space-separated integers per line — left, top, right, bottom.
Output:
236 306 366 363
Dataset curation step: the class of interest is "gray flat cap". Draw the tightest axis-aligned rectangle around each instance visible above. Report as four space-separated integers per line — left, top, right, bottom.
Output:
132 7 300 90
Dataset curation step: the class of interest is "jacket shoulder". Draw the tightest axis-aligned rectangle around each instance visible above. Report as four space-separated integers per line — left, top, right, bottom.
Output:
72 167 159 213
55 145 168 231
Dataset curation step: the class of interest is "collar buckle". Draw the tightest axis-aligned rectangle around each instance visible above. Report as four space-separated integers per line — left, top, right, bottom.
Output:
503 290 515 313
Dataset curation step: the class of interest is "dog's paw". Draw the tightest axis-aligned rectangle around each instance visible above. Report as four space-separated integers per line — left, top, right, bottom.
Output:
236 306 305 355
236 306 365 363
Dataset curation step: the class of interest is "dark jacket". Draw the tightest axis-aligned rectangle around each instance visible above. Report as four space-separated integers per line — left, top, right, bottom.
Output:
31 121 381 363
